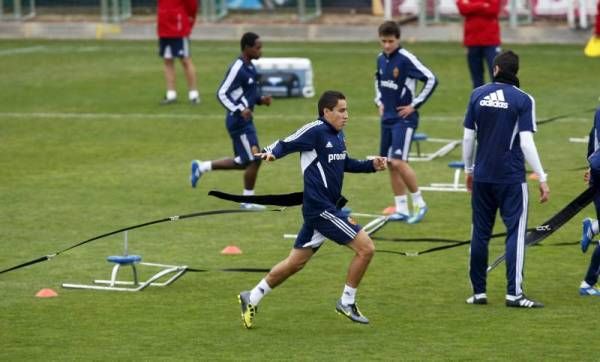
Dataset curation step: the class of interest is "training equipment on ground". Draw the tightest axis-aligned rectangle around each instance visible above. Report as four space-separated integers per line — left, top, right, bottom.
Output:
62 231 187 292
408 133 461 162
253 57 315 98
283 212 389 240
487 187 599 272
0 208 268 275
584 35 600 57
420 161 467 192
35 288 58 298
221 245 243 255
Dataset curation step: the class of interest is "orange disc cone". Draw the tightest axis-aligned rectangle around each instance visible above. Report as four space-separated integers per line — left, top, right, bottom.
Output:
528 172 539 181
35 288 58 298
382 206 396 215
221 245 242 255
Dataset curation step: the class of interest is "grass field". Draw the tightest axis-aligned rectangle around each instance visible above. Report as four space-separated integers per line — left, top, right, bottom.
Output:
1 38 600 360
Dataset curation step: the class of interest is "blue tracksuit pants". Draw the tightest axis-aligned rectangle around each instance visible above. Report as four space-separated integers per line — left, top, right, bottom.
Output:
467 45 500 89
470 181 528 296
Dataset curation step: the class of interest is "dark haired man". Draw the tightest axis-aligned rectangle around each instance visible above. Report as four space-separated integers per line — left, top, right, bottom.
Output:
190 32 272 210
374 21 438 224
237 91 387 329
462 50 550 308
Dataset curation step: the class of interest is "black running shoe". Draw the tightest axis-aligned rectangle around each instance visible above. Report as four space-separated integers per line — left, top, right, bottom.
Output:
466 294 488 305
506 295 544 308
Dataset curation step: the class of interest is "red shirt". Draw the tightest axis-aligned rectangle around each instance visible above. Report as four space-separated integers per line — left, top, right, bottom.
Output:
157 0 198 38
456 0 501 46
596 0 600 36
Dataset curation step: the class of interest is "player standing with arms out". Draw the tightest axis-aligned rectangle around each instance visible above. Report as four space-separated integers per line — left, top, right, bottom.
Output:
190 32 272 210
157 0 200 104
578 107 600 296
456 0 501 88
462 50 550 308
374 21 438 223
237 91 387 329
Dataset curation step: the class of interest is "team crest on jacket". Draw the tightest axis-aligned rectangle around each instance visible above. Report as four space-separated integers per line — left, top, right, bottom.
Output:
393 67 400 79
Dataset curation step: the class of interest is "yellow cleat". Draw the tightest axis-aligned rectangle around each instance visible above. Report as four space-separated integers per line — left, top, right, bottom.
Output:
238 291 257 329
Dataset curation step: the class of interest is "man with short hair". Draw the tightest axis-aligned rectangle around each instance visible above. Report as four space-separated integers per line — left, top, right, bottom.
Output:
157 0 200 104
237 90 387 329
462 50 550 308
374 21 438 224
190 32 272 210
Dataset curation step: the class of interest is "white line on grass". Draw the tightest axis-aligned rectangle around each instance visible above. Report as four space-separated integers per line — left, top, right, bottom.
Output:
0 46 47 56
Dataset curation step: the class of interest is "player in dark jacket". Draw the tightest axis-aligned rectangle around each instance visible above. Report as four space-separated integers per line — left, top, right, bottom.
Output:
579 107 600 296
237 91 387 329
190 32 272 210
374 21 437 224
462 50 549 308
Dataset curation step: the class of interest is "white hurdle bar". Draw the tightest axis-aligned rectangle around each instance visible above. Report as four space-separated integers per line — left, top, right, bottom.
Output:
283 213 389 239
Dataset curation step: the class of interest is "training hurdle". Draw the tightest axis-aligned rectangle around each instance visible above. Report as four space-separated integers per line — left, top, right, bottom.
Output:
420 161 468 192
409 133 461 162
62 231 188 292
283 211 389 240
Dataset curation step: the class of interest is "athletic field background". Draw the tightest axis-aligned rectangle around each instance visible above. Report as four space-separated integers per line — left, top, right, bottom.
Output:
1 39 599 360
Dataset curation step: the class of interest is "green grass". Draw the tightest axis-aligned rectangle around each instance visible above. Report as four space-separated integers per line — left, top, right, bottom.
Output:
1 39 600 360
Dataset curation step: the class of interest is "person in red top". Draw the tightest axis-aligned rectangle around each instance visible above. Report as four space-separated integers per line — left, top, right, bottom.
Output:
456 0 501 88
157 0 200 104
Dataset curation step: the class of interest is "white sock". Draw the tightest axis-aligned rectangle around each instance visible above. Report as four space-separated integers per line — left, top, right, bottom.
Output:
188 90 199 100
166 90 176 100
581 281 592 288
394 195 409 215
593 220 599 235
411 190 426 208
199 161 212 172
341 284 357 306
243 189 255 196
249 278 272 305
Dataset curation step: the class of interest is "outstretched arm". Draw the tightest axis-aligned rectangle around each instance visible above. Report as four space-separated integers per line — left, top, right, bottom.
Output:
345 156 387 173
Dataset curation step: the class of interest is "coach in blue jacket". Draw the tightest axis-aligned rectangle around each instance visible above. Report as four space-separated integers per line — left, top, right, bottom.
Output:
462 50 550 308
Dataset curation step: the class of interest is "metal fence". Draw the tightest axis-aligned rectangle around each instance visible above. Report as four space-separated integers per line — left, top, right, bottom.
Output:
0 0 596 29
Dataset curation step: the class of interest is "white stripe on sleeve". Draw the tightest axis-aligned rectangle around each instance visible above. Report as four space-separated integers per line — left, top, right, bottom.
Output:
217 59 245 113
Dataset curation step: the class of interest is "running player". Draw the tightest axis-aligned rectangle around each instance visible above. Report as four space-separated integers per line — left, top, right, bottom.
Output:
462 50 550 308
579 107 600 296
190 32 272 210
237 91 387 329
374 21 438 223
